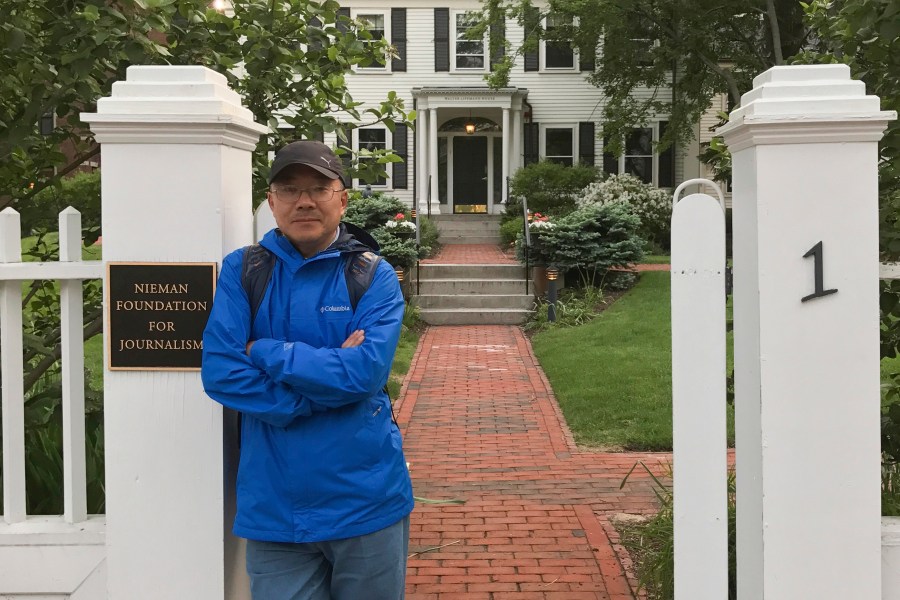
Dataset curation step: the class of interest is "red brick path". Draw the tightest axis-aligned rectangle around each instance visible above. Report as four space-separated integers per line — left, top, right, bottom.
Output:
396 325 670 599
420 244 517 265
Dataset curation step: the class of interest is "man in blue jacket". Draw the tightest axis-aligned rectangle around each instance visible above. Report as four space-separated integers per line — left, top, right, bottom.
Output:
201 141 414 599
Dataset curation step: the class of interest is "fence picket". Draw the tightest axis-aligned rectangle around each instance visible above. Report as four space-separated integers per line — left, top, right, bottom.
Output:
59 207 88 523
0 208 26 523
670 188 728 599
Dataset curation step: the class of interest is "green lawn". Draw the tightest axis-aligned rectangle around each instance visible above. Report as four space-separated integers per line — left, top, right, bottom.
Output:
641 254 672 264
531 271 735 451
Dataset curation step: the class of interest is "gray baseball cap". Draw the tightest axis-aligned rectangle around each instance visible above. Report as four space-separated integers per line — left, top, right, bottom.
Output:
268 141 345 185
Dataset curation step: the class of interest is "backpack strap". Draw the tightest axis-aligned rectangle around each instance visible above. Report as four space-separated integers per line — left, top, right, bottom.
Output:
241 243 276 325
240 245 382 322
344 251 382 312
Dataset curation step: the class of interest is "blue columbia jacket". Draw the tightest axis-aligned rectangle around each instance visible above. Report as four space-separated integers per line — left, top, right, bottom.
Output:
201 224 414 543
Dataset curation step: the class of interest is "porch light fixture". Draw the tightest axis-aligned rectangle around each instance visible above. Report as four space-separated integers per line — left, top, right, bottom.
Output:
465 110 476 135
546 267 559 323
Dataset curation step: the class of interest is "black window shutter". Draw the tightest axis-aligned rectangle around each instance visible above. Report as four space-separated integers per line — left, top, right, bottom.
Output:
490 19 506 72
392 123 408 189
523 6 540 72
392 9 407 72
434 9 450 72
602 135 619 176
336 7 350 33
658 121 675 187
337 130 352 179
579 39 596 72
308 17 324 52
524 122 539 166
578 122 596 166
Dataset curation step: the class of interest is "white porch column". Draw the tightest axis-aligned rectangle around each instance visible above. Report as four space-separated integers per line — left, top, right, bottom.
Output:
501 107 510 208
83 65 267 600
719 64 895 599
511 108 522 174
417 107 428 215
429 108 440 214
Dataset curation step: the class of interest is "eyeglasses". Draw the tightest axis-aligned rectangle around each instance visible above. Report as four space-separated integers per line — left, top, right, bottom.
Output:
270 185 344 204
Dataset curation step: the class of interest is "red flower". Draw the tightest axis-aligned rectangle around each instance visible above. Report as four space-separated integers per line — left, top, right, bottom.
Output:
395 213 405 220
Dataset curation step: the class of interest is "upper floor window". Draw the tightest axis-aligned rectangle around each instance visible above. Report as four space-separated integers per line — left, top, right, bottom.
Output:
454 11 485 70
355 11 389 71
542 13 576 70
357 127 388 187
544 126 575 166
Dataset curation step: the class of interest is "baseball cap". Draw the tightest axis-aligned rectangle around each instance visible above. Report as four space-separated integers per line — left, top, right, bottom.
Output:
268 140 346 186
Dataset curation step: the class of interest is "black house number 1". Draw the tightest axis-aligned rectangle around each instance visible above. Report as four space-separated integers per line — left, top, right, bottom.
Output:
801 241 838 303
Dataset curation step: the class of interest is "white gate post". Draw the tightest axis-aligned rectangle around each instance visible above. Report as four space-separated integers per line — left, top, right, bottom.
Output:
719 64 896 598
670 180 728 600
83 65 267 600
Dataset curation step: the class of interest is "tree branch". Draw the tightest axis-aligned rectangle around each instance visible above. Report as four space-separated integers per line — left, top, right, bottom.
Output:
23 310 103 392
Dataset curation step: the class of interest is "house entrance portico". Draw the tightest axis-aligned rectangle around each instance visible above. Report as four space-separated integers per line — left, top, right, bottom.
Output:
413 87 528 215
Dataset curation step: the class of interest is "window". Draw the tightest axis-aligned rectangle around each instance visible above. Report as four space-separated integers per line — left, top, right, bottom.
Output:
542 13 576 70
357 128 388 186
454 11 485 70
624 128 653 183
355 11 389 70
544 127 575 166
603 123 673 186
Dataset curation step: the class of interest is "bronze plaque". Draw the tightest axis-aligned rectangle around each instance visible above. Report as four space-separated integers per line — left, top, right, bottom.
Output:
106 262 217 371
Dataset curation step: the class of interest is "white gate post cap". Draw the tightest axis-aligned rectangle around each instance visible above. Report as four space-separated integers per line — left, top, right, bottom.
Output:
719 65 896 149
82 65 268 149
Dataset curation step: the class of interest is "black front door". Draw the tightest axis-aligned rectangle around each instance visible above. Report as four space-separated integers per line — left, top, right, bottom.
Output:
453 137 488 213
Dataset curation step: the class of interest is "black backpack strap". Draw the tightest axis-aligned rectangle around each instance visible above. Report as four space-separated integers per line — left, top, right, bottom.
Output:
240 243 276 325
344 250 382 312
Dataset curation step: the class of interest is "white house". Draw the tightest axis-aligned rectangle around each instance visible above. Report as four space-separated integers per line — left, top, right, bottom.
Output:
315 1 706 215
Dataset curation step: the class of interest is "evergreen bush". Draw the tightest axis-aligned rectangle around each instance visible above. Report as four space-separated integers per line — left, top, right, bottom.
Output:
515 203 644 285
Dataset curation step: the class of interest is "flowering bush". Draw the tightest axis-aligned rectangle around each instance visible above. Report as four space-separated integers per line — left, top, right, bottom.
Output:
384 212 417 232
577 173 672 250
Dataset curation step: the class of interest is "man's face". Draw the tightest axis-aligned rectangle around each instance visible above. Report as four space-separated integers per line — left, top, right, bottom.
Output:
267 164 347 257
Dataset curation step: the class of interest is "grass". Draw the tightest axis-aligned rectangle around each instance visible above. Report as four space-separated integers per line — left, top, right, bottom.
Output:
641 255 671 265
531 271 735 451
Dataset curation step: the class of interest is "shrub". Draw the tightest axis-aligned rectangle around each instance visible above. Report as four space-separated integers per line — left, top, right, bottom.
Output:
515 203 644 285
500 217 524 247
578 173 673 250
342 192 438 267
343 191 407 231
507 161 600 218
419 216 440 255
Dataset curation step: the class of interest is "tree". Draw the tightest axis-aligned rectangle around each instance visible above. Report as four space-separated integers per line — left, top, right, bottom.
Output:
1 0 412 213
0 0 413 513
481 0 808 152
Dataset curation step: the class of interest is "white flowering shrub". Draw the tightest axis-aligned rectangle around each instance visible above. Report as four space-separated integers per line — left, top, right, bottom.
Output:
577 173 672 249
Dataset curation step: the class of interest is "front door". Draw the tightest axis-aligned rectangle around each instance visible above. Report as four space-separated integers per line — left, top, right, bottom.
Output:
453 137 488 214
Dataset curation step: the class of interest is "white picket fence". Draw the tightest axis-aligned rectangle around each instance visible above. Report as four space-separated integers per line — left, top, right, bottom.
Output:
0 206 106 597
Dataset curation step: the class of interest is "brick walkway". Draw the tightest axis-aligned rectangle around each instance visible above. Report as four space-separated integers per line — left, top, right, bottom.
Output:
420 244 517 265
396 325 670 600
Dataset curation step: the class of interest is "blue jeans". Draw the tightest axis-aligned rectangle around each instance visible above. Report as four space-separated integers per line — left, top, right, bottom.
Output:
245 516 410 600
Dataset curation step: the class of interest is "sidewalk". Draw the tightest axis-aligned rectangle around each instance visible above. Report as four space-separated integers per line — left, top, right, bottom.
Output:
396 325 671 600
